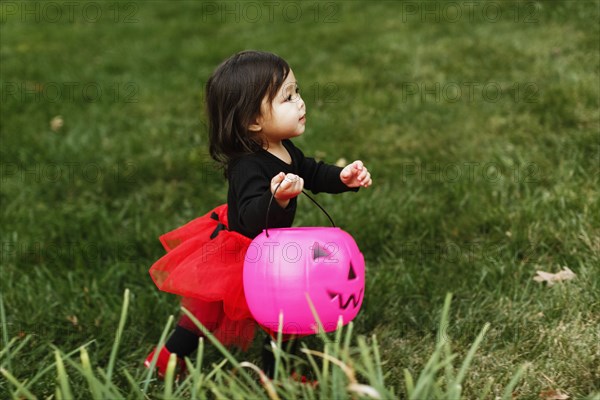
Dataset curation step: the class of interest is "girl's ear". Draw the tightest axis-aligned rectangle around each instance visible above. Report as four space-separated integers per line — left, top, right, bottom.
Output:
248 115 263 133
248 120 262 133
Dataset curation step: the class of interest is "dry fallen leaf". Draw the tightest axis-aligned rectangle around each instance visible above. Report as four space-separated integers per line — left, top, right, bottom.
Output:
314 150 327 161
533 267 575 286
335 157 347 167
50 115 64 132
66 315 78 326
539 389 569 400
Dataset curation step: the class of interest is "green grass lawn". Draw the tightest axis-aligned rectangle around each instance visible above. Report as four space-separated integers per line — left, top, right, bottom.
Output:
1 1 599 398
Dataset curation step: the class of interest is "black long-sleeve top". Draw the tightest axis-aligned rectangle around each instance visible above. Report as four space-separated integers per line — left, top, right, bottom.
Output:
227 139 358 239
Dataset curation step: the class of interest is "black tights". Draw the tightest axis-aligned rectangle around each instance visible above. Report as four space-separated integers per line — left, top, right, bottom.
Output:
165 325 200 358
165 324 299 379
261 334 299 378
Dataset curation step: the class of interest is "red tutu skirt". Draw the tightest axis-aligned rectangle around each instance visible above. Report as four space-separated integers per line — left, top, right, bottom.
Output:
149 204 257 350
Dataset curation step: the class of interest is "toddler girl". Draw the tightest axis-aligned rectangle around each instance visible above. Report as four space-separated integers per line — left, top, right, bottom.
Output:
145 50 372 379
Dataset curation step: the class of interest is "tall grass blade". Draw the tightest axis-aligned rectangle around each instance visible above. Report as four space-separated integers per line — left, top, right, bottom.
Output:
191 336 205 400
106 288 130 383
371 334 384 386
181 306 263 393
451 322 491 396
23 341 95 392
443 336 455 396
142 314 174 393
410 344 440 399
333 316 343 357
403 369 415 397
438 293 453 346
204 358 227 381
342 321 353 356
410 293 454 400
1 336 31 369
501 363 528 400
240 361 280 400
0 293 11 372
164 352 177 398
175 360 199 398
122 368 144 400
63 351 121 398
0 367 38 400
301 348 356 384
273 311 284 380
357 336 376 381
304 293 331 343
79 346 102 399
301 343 324 390
54 350 74 400
347 383 382 399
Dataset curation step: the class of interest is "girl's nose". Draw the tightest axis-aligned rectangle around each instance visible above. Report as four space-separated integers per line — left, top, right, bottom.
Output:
298 95 305 109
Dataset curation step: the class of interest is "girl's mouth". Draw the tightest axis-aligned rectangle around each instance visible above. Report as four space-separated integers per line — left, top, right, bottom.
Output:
299 115 306 123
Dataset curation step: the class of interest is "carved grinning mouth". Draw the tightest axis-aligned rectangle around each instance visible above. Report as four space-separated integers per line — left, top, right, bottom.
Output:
327 288 364 310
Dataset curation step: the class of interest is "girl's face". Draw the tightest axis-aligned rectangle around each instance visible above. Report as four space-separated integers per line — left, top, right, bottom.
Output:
253 69 306 146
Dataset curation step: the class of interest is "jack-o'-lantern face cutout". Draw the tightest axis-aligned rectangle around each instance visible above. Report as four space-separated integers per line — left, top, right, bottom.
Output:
327 263 363 310
309 241 365 329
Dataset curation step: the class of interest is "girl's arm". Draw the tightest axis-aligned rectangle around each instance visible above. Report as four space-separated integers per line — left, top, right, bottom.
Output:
229 158 296 238
289 142 366 194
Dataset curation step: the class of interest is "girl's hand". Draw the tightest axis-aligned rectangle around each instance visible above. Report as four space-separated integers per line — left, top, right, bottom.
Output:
271 172 304 208
340 160 372 188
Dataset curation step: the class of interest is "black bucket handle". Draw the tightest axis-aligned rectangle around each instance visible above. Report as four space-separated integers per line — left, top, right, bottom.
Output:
265 179 335 237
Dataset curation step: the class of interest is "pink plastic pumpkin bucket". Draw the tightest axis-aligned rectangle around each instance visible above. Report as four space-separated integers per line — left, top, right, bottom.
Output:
243 189 365 335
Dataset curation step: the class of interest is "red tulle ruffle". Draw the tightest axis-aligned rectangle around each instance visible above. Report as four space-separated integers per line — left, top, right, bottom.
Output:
149 204 257 350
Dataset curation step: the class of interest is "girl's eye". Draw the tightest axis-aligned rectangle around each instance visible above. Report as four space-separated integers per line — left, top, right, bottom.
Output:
285 87 300 102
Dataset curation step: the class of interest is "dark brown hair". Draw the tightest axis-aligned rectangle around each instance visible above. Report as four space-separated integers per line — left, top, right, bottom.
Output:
206 50 290 176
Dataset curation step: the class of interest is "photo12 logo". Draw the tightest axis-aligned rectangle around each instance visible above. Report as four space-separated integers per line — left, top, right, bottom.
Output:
0 2 139 23
397 161 541 184
198 240 341 264
1 161 137 184
1 81 139 104
1 240 139 266
399 1 540 23
395 239 539 264
400 82 539 104
200 1 341 23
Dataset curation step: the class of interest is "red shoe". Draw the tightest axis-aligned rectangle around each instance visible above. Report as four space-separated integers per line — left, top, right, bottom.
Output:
144 346 187 380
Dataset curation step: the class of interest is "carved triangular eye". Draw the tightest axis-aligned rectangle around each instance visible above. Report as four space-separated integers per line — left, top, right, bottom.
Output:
313 242 331 260
347 263 357 280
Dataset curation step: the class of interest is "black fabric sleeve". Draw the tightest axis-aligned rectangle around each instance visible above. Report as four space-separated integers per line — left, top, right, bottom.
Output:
289 142 359 194
229 158 296 238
